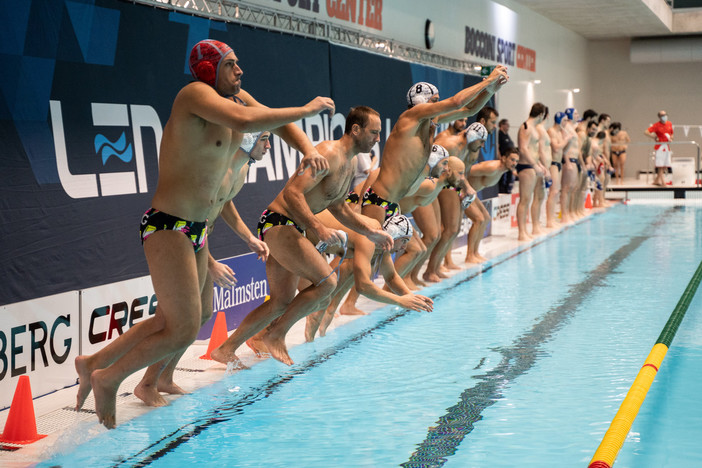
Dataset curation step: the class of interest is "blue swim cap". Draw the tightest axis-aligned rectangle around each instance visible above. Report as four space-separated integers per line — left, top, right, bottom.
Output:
564 108 575 121
554 112 566 124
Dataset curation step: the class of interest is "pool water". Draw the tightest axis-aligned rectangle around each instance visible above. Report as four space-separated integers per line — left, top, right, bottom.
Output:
41 205 702 467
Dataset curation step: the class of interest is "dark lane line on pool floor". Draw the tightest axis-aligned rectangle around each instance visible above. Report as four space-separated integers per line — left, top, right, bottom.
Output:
400 211 675 468
109 211 636 467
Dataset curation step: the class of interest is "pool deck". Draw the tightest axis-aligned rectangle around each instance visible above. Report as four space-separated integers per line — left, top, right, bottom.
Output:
0 200 624 467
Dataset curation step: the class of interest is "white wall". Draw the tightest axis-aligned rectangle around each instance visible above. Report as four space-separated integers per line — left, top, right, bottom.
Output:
383 0 591 133
588 39 702 178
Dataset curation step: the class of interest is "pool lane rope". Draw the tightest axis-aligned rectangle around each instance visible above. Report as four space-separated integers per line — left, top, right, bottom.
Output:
589 258 702 468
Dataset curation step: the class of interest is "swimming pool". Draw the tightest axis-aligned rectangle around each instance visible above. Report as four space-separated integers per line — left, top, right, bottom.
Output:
40 204 702 467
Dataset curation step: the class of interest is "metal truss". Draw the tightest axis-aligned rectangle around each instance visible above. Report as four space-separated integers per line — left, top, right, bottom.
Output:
128 0 482 75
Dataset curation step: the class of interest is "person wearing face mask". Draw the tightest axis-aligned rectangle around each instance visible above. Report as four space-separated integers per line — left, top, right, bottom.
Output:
645 111 674 186
609 122 631 185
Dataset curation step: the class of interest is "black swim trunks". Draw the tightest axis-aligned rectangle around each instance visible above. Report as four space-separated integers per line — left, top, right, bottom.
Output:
139 208 208 253
569 157 582 173
551 161 562 172
345 191 360 205
361 186 400 221
257 209 305 241
516 163 533 173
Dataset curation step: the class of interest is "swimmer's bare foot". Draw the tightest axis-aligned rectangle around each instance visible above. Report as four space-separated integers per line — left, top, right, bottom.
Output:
518 232 532 241
90 368 118 429
157 380 187 396
339 302 366 316
262 332 293 366
444 254 461 270
75 355 95 411
465 254 483 264
476 253 488 262
437 269 449 279
134 381 169 407
532 227 544 236
245 334 270 357
225 360 249 373
403 277 419 290
422 271 441 283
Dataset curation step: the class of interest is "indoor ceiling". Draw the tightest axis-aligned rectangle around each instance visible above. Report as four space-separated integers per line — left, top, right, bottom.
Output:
510 0 702 39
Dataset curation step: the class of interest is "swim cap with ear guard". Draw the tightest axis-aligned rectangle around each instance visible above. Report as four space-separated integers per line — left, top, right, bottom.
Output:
189 39 233 88
427 144 449 170
564 108 575 121
407 82 439 107
383 214 413 241
466 122 487 143
240 132 264 154
554 112 566 124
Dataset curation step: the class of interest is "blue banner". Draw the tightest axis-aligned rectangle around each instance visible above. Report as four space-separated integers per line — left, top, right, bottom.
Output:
0 0 491 308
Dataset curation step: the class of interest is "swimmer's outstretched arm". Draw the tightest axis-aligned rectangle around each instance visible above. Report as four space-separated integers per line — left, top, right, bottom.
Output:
436 66 509 124
238 89 329 177
352 252 433 312
185 83 334 134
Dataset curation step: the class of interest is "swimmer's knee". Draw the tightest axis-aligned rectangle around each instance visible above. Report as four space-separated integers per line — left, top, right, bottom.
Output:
317 274 338 296
444 225 460 238
167 320 201 348
423 232 439 246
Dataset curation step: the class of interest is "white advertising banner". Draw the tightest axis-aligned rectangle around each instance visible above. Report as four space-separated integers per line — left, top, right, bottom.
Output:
80 276 157 357
492 193 511 236
0 291 79 409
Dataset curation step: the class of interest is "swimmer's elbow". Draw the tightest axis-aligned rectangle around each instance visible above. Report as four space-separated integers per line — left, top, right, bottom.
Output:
447 95 464 111
232 114 256 132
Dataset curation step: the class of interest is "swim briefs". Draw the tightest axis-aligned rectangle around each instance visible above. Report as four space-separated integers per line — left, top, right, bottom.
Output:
139 208 208 252
257 209 305 241
362 186 400 221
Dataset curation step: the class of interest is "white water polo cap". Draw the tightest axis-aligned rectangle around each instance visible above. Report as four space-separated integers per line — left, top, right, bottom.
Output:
466 122 488 143
407 82 439 107
427 144 450 173
240 132 263 154
383 214 413 241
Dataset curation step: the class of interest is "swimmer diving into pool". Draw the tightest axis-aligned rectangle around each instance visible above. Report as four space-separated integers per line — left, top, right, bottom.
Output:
211 105 393 367
355 67 509 292
76 39 335 428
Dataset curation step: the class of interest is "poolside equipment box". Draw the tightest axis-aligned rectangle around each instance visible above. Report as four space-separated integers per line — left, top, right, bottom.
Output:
671 157 696 185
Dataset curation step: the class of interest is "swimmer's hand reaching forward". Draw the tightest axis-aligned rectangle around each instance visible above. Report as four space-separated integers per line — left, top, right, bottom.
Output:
398 293 434 312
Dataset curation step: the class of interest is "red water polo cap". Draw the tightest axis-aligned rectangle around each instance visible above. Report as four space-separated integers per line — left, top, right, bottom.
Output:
189 39 233 88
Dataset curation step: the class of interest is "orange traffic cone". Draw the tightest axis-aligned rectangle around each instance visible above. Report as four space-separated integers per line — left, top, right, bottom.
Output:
0 375 47 446
585 191 593 209
200 311 229 360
